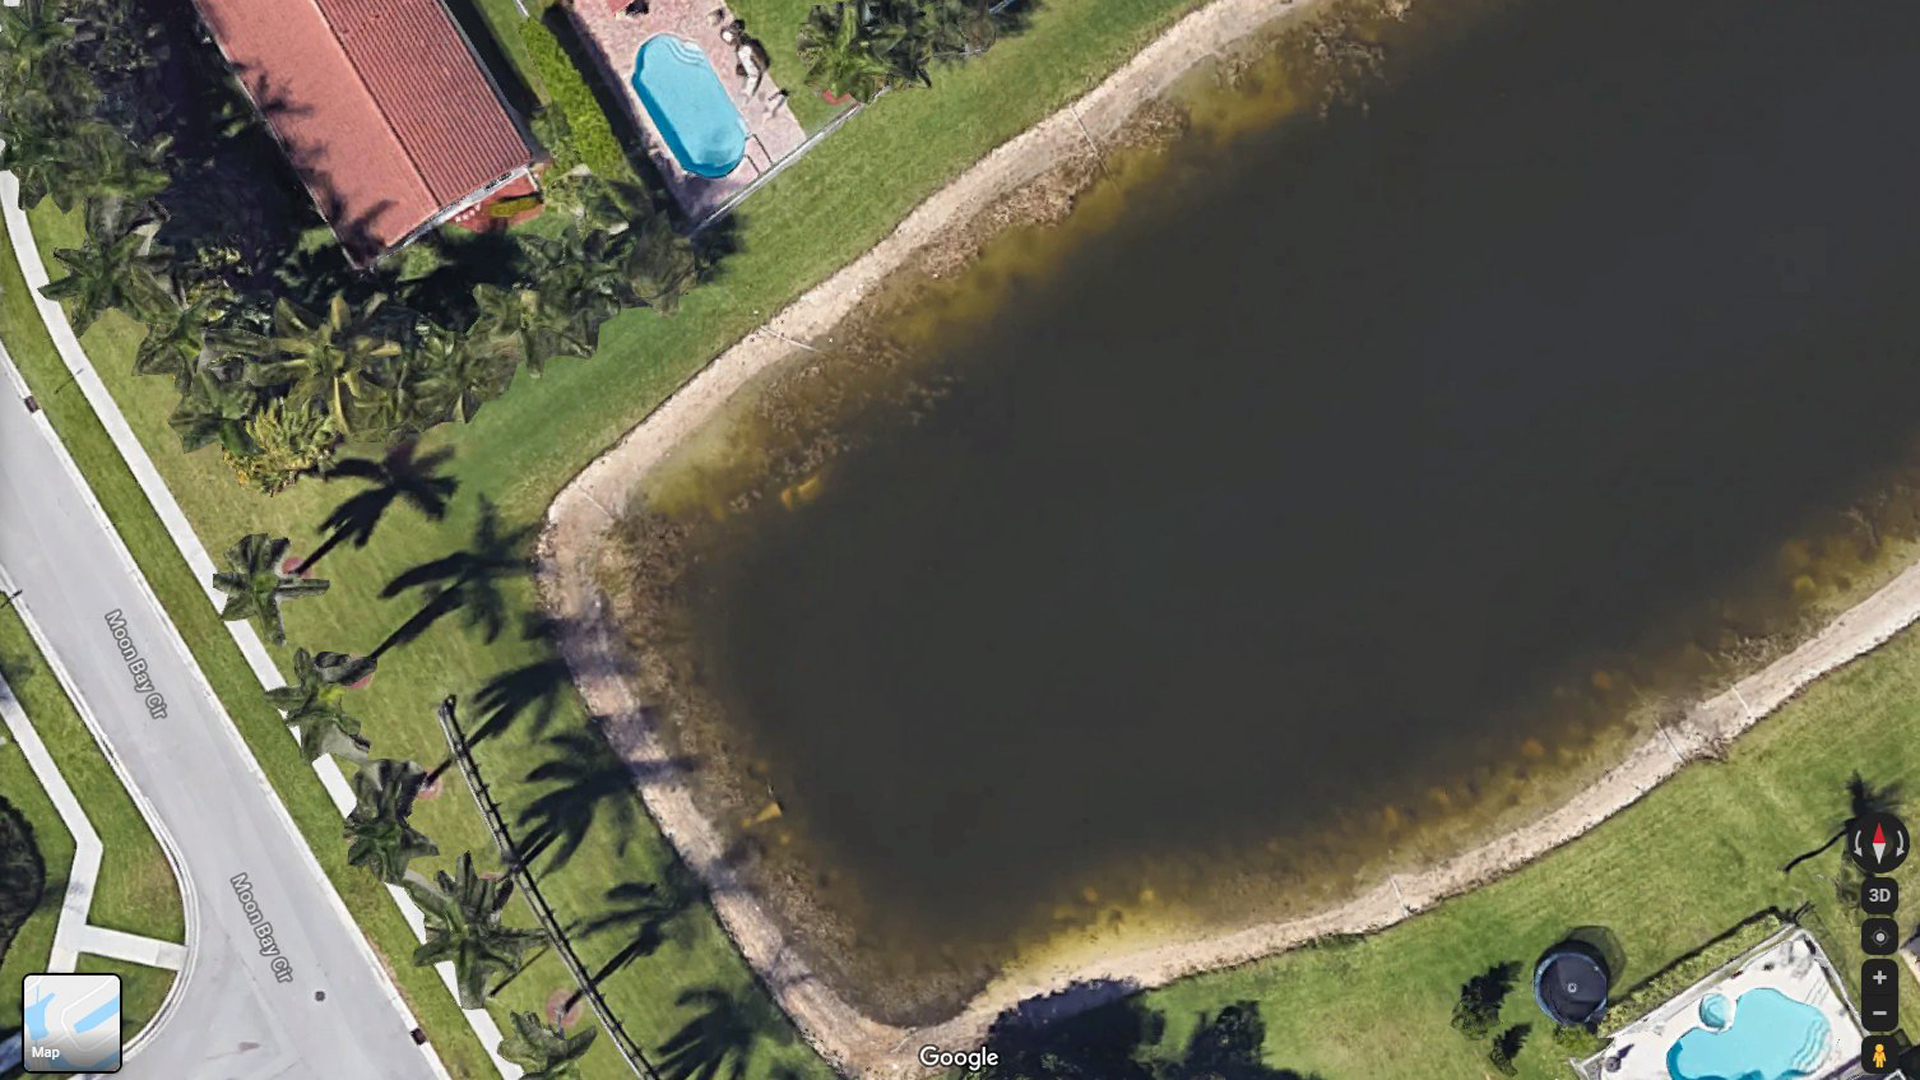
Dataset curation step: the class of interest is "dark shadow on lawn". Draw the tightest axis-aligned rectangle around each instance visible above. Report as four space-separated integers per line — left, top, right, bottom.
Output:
299 443 459 575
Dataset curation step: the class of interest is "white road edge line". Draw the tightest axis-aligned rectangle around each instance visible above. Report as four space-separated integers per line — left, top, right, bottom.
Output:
2 167 515 1077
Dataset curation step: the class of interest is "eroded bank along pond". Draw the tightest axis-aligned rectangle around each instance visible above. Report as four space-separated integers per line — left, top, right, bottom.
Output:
603 0 1920 1024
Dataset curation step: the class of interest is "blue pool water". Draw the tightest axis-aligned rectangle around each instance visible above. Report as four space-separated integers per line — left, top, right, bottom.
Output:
632 34 748 178
1668 988 1831 1080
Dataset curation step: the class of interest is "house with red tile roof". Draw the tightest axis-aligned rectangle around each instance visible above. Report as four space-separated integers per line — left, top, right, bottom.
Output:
190 0 542 265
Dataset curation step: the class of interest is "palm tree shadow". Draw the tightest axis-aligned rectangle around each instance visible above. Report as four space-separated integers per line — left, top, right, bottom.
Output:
300 442 458 574
654 985 794 1080
378 496 533 655
512 729 694 872
1782 771 1905 874
565 861 704 1010
467 657 572 748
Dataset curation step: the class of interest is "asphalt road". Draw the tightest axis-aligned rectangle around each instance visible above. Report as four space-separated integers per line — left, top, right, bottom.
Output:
0 341 446 1078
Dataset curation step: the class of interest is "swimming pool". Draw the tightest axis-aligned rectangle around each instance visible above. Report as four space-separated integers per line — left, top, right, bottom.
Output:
631 34 748 179
1667 988 1831 1080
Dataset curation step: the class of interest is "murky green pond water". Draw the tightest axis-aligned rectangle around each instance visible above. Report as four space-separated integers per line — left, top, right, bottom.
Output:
617 0 1920 1022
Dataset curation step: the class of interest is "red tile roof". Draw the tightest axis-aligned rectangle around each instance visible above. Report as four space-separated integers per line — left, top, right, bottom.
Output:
193 0 535 261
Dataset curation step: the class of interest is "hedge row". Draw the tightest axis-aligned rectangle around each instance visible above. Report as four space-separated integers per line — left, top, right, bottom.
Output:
1597 914 1788 1036
521 14 637 183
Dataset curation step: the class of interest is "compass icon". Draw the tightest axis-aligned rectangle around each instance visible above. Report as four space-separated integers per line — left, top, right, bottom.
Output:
1850 812 1910 875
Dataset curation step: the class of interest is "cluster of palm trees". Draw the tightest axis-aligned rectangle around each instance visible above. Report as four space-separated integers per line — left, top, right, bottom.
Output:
3 0 705 496
796 0 1003 103
210 527 596 1077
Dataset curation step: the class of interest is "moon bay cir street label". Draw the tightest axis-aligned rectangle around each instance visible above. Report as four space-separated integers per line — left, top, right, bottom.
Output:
230 873 296 984
103 609 168 720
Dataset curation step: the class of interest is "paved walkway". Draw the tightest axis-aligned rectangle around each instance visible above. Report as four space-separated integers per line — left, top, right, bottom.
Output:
0 667 187 973
0 167 521 1077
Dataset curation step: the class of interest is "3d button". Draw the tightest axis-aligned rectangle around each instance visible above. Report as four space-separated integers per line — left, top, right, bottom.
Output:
1863 877 1900 916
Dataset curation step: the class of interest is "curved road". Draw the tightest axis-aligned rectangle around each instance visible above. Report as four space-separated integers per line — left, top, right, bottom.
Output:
0 340 446 1076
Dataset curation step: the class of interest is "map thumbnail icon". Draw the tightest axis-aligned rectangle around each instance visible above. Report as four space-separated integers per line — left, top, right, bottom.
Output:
22 973 121 1073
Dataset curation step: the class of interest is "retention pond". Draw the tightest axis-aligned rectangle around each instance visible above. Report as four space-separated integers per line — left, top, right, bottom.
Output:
606 0 1920 1024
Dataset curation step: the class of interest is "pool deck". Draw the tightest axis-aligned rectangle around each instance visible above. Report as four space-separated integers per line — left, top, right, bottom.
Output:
1577 929 1872 1080
565 0 806 219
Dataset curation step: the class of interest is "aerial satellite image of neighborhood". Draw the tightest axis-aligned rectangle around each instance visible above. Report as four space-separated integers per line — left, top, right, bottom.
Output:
1 0 1918 1076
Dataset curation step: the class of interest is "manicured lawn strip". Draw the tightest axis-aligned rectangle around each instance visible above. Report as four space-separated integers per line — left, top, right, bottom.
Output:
22 216 820 1076
0 217 498 1080
74 953 173 1040
0 610 183 944
17 0 1217 1072
0 728 75 1024
1137 626 1920 1080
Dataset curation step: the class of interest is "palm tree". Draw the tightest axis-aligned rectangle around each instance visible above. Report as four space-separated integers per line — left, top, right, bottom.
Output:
0 0 74 90
1782 772 1906 873
167 363 256 455
411 324 513 426
514 731 643 871
39 199 172 335
135 290 223 391
68 126 169 220
470 283 593 378
297 442 459 574
521 233 624 335
250 294 401 437
612 215 702 314
379 496 533 648
210 534 330 644
797 2 902 104
405 852 543 1008
264 647 376 762
498 1011 597 1080
355 345 446 439
0 113 81 212
343 759 438 885
918 0 997 64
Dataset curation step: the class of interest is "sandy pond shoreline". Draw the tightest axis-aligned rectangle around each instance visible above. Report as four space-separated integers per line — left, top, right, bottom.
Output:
535 0 1920 1069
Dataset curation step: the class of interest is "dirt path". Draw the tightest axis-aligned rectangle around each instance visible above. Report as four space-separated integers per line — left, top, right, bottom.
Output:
536 0 1920 1068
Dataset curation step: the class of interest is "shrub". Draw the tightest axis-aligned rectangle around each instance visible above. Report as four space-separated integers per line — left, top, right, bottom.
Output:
1551 1023 1605 1056
521 15 636 184
0 796 46 967
1599 915 1786 1035
1452 960 1521 1039
1488 1023 1531 1077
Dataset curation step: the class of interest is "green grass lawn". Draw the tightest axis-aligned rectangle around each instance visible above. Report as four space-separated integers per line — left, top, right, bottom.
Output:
7 0 1220 1074
0 608 180 1064
0 611 184 944
1131 625 1920 1079
0 219 500 1080
75 954 174 1040
0 715 75 1031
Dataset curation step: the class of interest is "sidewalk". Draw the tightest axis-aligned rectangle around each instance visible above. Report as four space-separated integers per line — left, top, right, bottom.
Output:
0 667 186 975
